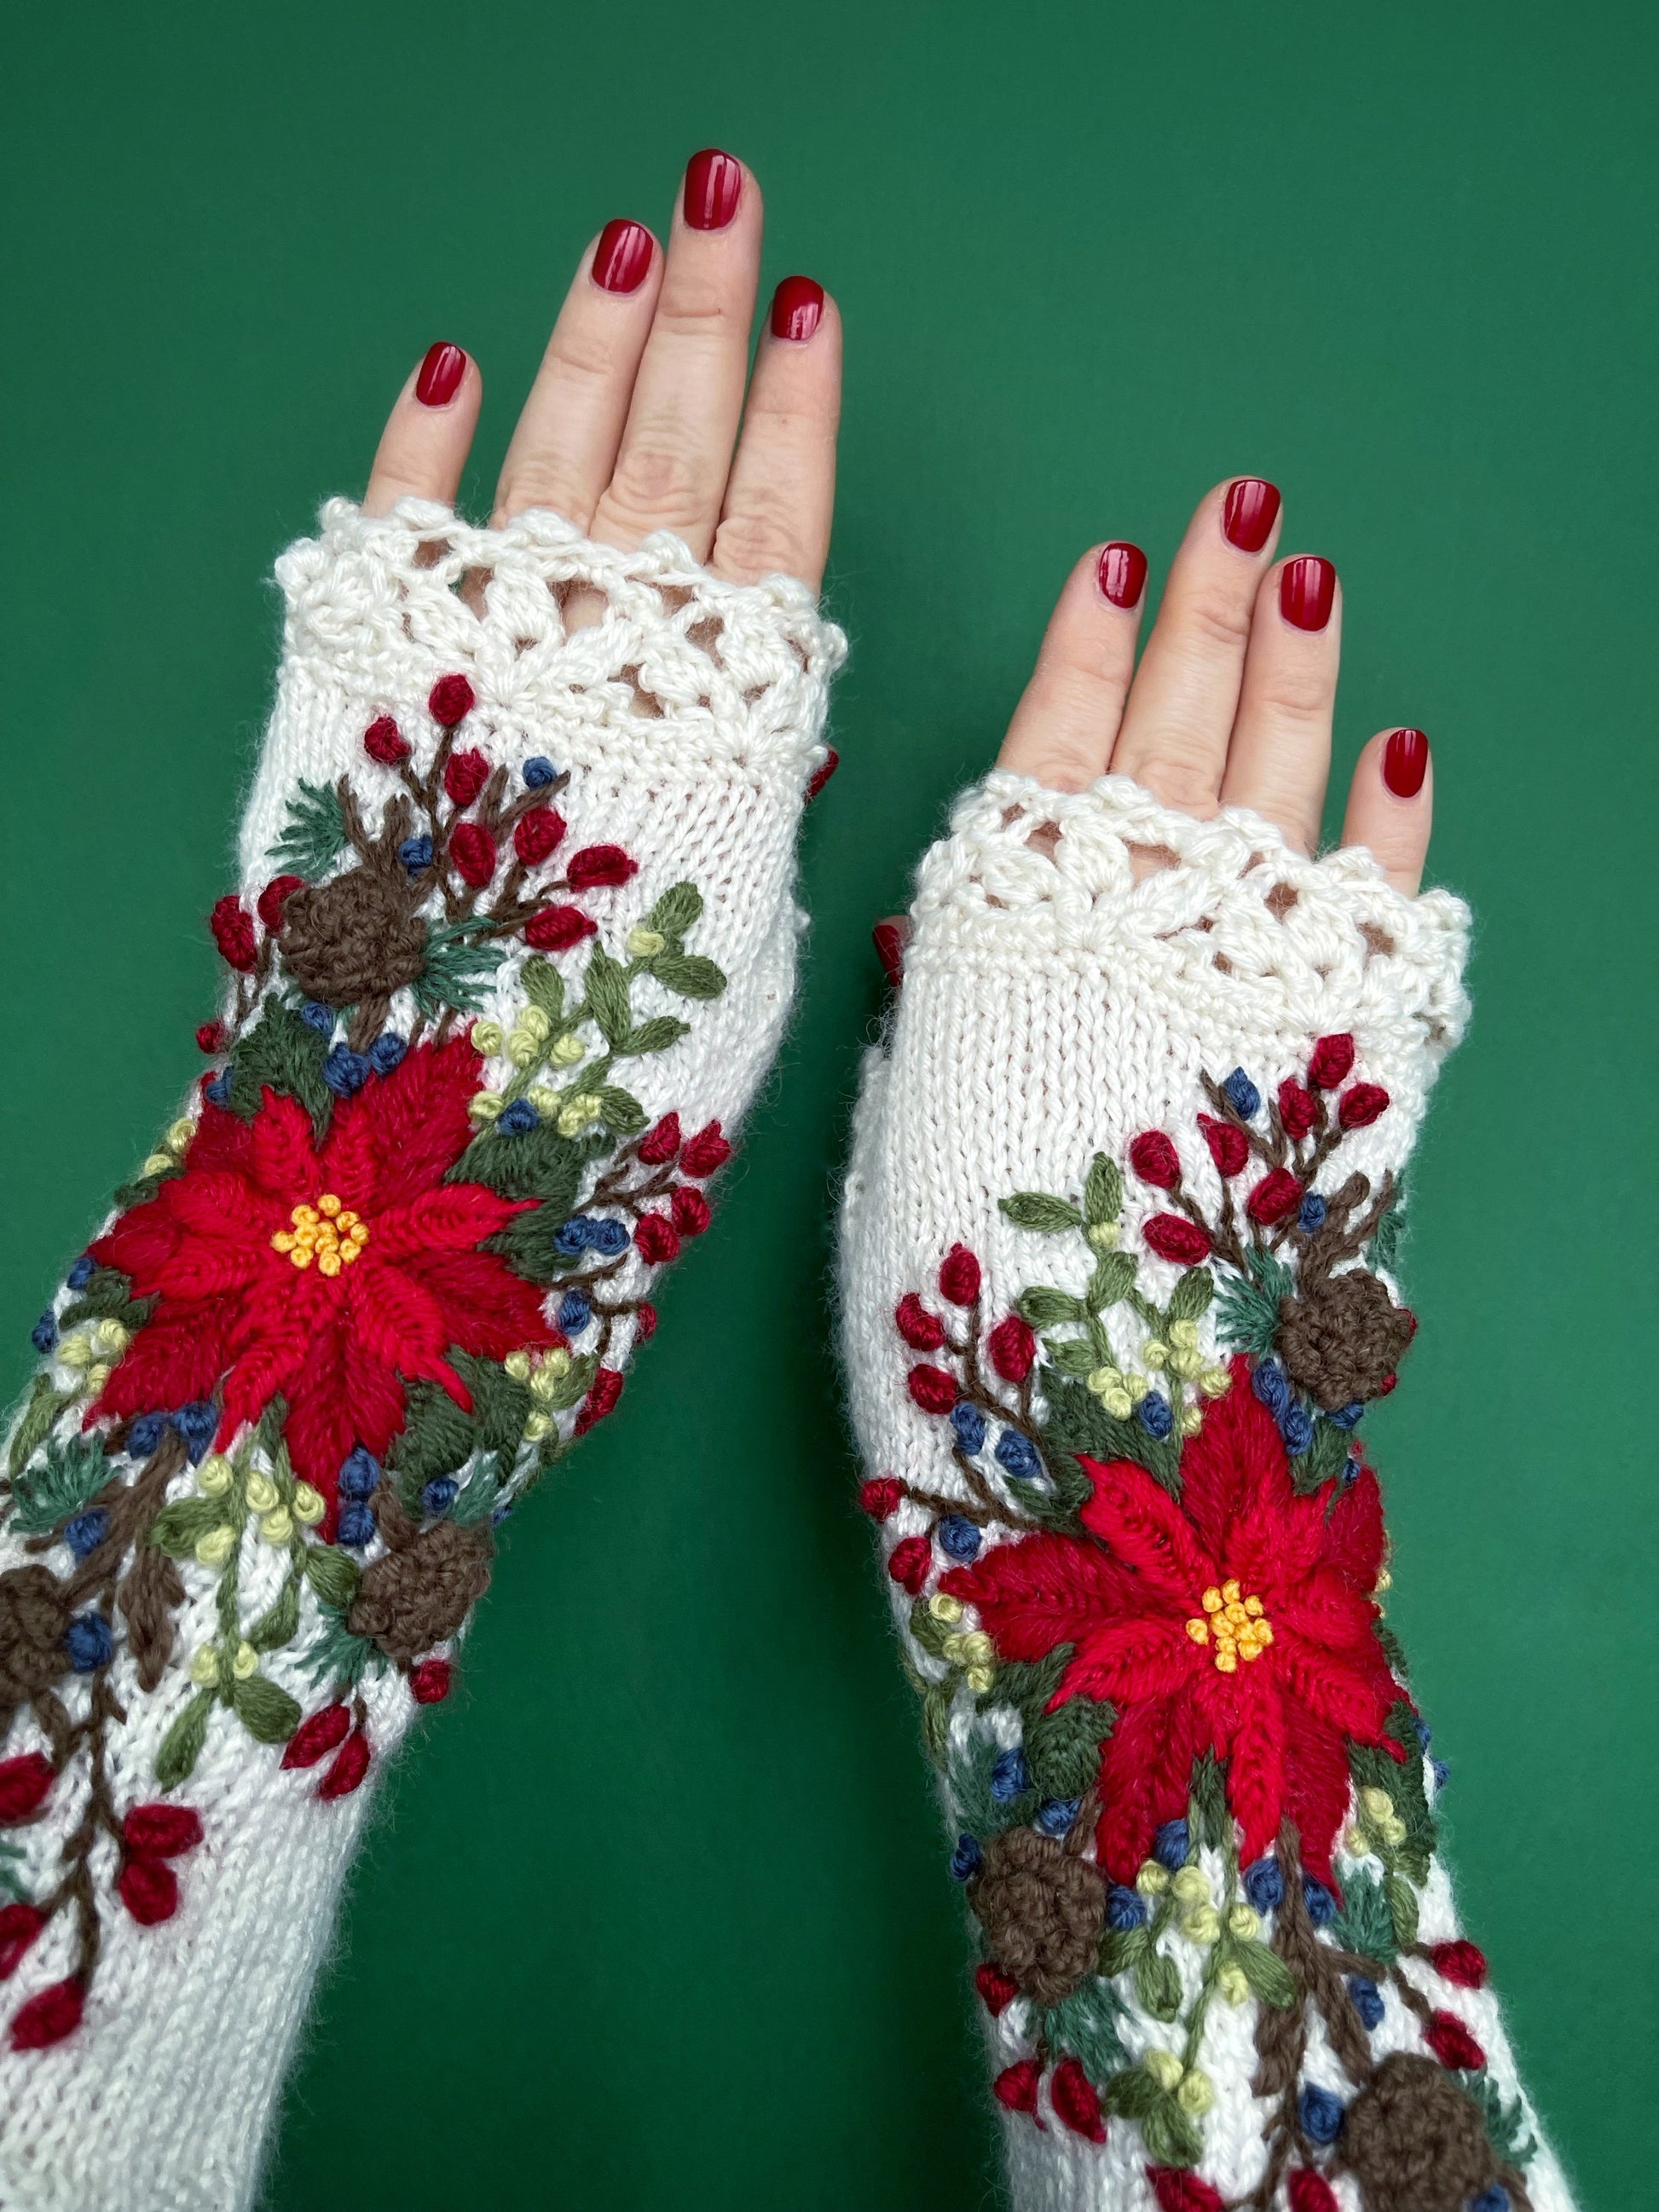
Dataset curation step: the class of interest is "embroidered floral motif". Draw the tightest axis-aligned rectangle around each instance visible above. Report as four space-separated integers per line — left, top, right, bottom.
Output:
866 1036 1538 2207
1 676 735 2047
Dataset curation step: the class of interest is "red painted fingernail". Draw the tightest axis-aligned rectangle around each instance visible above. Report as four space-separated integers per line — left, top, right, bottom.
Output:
772 274 824 342
1222 476 1281 552
1098 542 1148 609
1280 555 1337 632
685 149 743 231
872 921 905 990
414 343 467 408
1383 727 1430 798
592 220 653 295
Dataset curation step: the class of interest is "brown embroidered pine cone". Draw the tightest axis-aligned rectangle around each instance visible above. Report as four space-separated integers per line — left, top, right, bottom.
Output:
1276 1268 1417 1410
348 1521 492 1665
968 1827 1105 2007
280 869 429 1006
1337 2053 1503 2212
0 1566 73 1706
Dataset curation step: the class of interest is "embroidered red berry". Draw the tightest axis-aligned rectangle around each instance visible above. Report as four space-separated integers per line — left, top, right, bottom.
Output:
1287 2170 1339 2212
939 1244 981 1305
680 1122 731 1176
430 673 476 727
887 1534 932 1595
448 822 498 888
575 1366 624 1435
1051 2057 1106 2143
895 1293 946 1351
257 874 305 933
859 1476 903 1521
524 905 597 950
409 1658 453 1705
363 714 410 764
1308 1033 1356 1089
1425 2008 1486 2072
1147 2169 1226 2212
974 1961 1020 2016
0 1905 46 1981
9 1976 84 2052
195 1020 227 1054
988 1314 1037 1383
513 806 566 865
991 2059 1043 2121
1246 1168 1302 1225
906 1364 957 1415
280 1703 352 1770
122 1804 203 1857
1197 1113 1249 1177
634 1302 657 1343
1278 1078 1318 1139
1142 1215 1211 1265
635 1214 680 1265
443 748 490 807
0 1753 55 1822
118 1857 179 1926
1428 1939 1488 1989
639 1113 682 1165
806 747 840 800
318 1728 372 1801
209 895 257 973
566 844 639 891
671 1186 712 1237
1338 1083 1390 1129
1130 1131 1182 1188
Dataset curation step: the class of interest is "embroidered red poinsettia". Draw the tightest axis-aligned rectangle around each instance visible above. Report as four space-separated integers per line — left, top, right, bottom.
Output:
942 1357 1404 1883
88 1038 557 1501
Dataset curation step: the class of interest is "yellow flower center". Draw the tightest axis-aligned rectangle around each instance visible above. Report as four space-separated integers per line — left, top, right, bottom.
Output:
270 1193 371 1279
1185 1578 1273 1674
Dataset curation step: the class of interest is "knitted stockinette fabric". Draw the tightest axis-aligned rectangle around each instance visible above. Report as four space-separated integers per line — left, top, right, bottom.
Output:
841 771 1576 2212
0 499 844 2211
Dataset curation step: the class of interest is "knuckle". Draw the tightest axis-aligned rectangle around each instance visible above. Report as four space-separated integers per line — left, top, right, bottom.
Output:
714 487 812 583
601 442 714 534
542 323 627 389
494 463 592 529
1176 584 1256 656
1116 732 1223 815
650 277 739 338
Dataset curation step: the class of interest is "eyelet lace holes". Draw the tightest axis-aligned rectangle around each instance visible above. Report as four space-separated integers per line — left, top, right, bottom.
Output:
1359 921 1396 959
1265 882 1299 921
1025 820 1063 859
1125 841 1182 885
618 664 665 719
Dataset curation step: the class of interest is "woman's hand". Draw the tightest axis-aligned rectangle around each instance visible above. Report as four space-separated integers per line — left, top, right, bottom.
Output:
361 147 841 594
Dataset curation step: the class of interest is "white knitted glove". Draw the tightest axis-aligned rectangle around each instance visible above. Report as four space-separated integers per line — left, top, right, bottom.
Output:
841 771 1575 2212
0 499 843 2211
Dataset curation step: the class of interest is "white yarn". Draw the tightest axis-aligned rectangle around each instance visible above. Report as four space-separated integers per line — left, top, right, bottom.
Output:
0 500 843 2212
841 770 1578 2212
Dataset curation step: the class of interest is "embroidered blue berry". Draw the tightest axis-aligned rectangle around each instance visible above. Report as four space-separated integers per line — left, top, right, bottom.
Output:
1036 1799 1080 1837
1298 1193 1327 1232
30 1314 56 1355
1298 2084 1344 2146
1302 1874 1336 1928
174 1402 217 1463
522 755 558 787
337 1504 375 1549
1223 1068 1262 1118
128 1412 166 1457
367 1032 408 1075
64 1614 114 1672
938 1514 981 1562
558 1291 592 1334
1347 1975 1384 2030
338 1447 379 1501
300 1001 335 1035
951 1402 988 1454
323 1047 370 1098
422 1477 460 1517
64 1510 110 1561
995 1430 1042 1480
398 835 435 871
1243 1857 1285 1912
66 1256 95 1291
497 1099 539 1135
1280 1402 1315 1455
1107 1884 1148 1932
1138 1392 1174 1441
1153 1819 1189 1871
990 1748 1032 1802
950 1835 984 1881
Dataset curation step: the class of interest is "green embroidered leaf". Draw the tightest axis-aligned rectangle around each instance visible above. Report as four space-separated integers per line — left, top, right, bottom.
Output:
1132 1945 1182 2022
1374 1617 1411 1683
1188 1749 1228 1851
1042 1980 1129 2079
1329 1865 1396 1964
8 1435 113 1536
646 881 703 939
1350 1703 1437 1882
1384 1870 1420 1950
1084 1251 1137 1309
1167 1267 1214 1324
389 1380 477 1482
1018 1286 1088 1328
153 1689 214 1788
451 1352 532 1460
594 1084 647 1136
1290 1413 1350 1495
270 778 346 875
230 1673 302 1745
450 1121 592 1207
1038 1371 1181 1500
520 957 565 1022
301 1544 362 1613
539 1353 598 1413
1213 1273 1279 1355
1368 1183 1408 1275
1000 1193 1084 1233
1024 1692 1114 1799
300 1608 379 1688
949 1734 1033 1835
1043 1336 1099 1377
487 1205 581 1284
413 921 503 1016
150 1497 232 1559
649 951 726 1000
1083 1154 1122 1227
620 1015 690 1056
448 1462 503 1528
922 1679 954 1767
1230 1937 1297 2008
9 1376 71 1480
1098 1924 1151 1978
584 945 633 1046
56 1265 139 1325
909 1598 952 1661
248 1576 301 1652
991 1646 1072 1714
1141 2097 1203 2169
0 1843 31 1905
1101 2066 1161 2121
226 996 332 1134
1458 2068 1536 2168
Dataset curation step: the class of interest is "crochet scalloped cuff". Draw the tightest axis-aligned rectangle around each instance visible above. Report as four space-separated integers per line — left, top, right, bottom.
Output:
839 771 1577 2212
0 501 844 2212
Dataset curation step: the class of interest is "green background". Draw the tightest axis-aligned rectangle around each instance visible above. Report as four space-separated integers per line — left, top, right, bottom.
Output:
3 3 1653 2205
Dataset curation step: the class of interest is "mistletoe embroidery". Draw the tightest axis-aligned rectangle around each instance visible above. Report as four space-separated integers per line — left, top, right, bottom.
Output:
0 677 733 2049
864 1035 1537 2210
